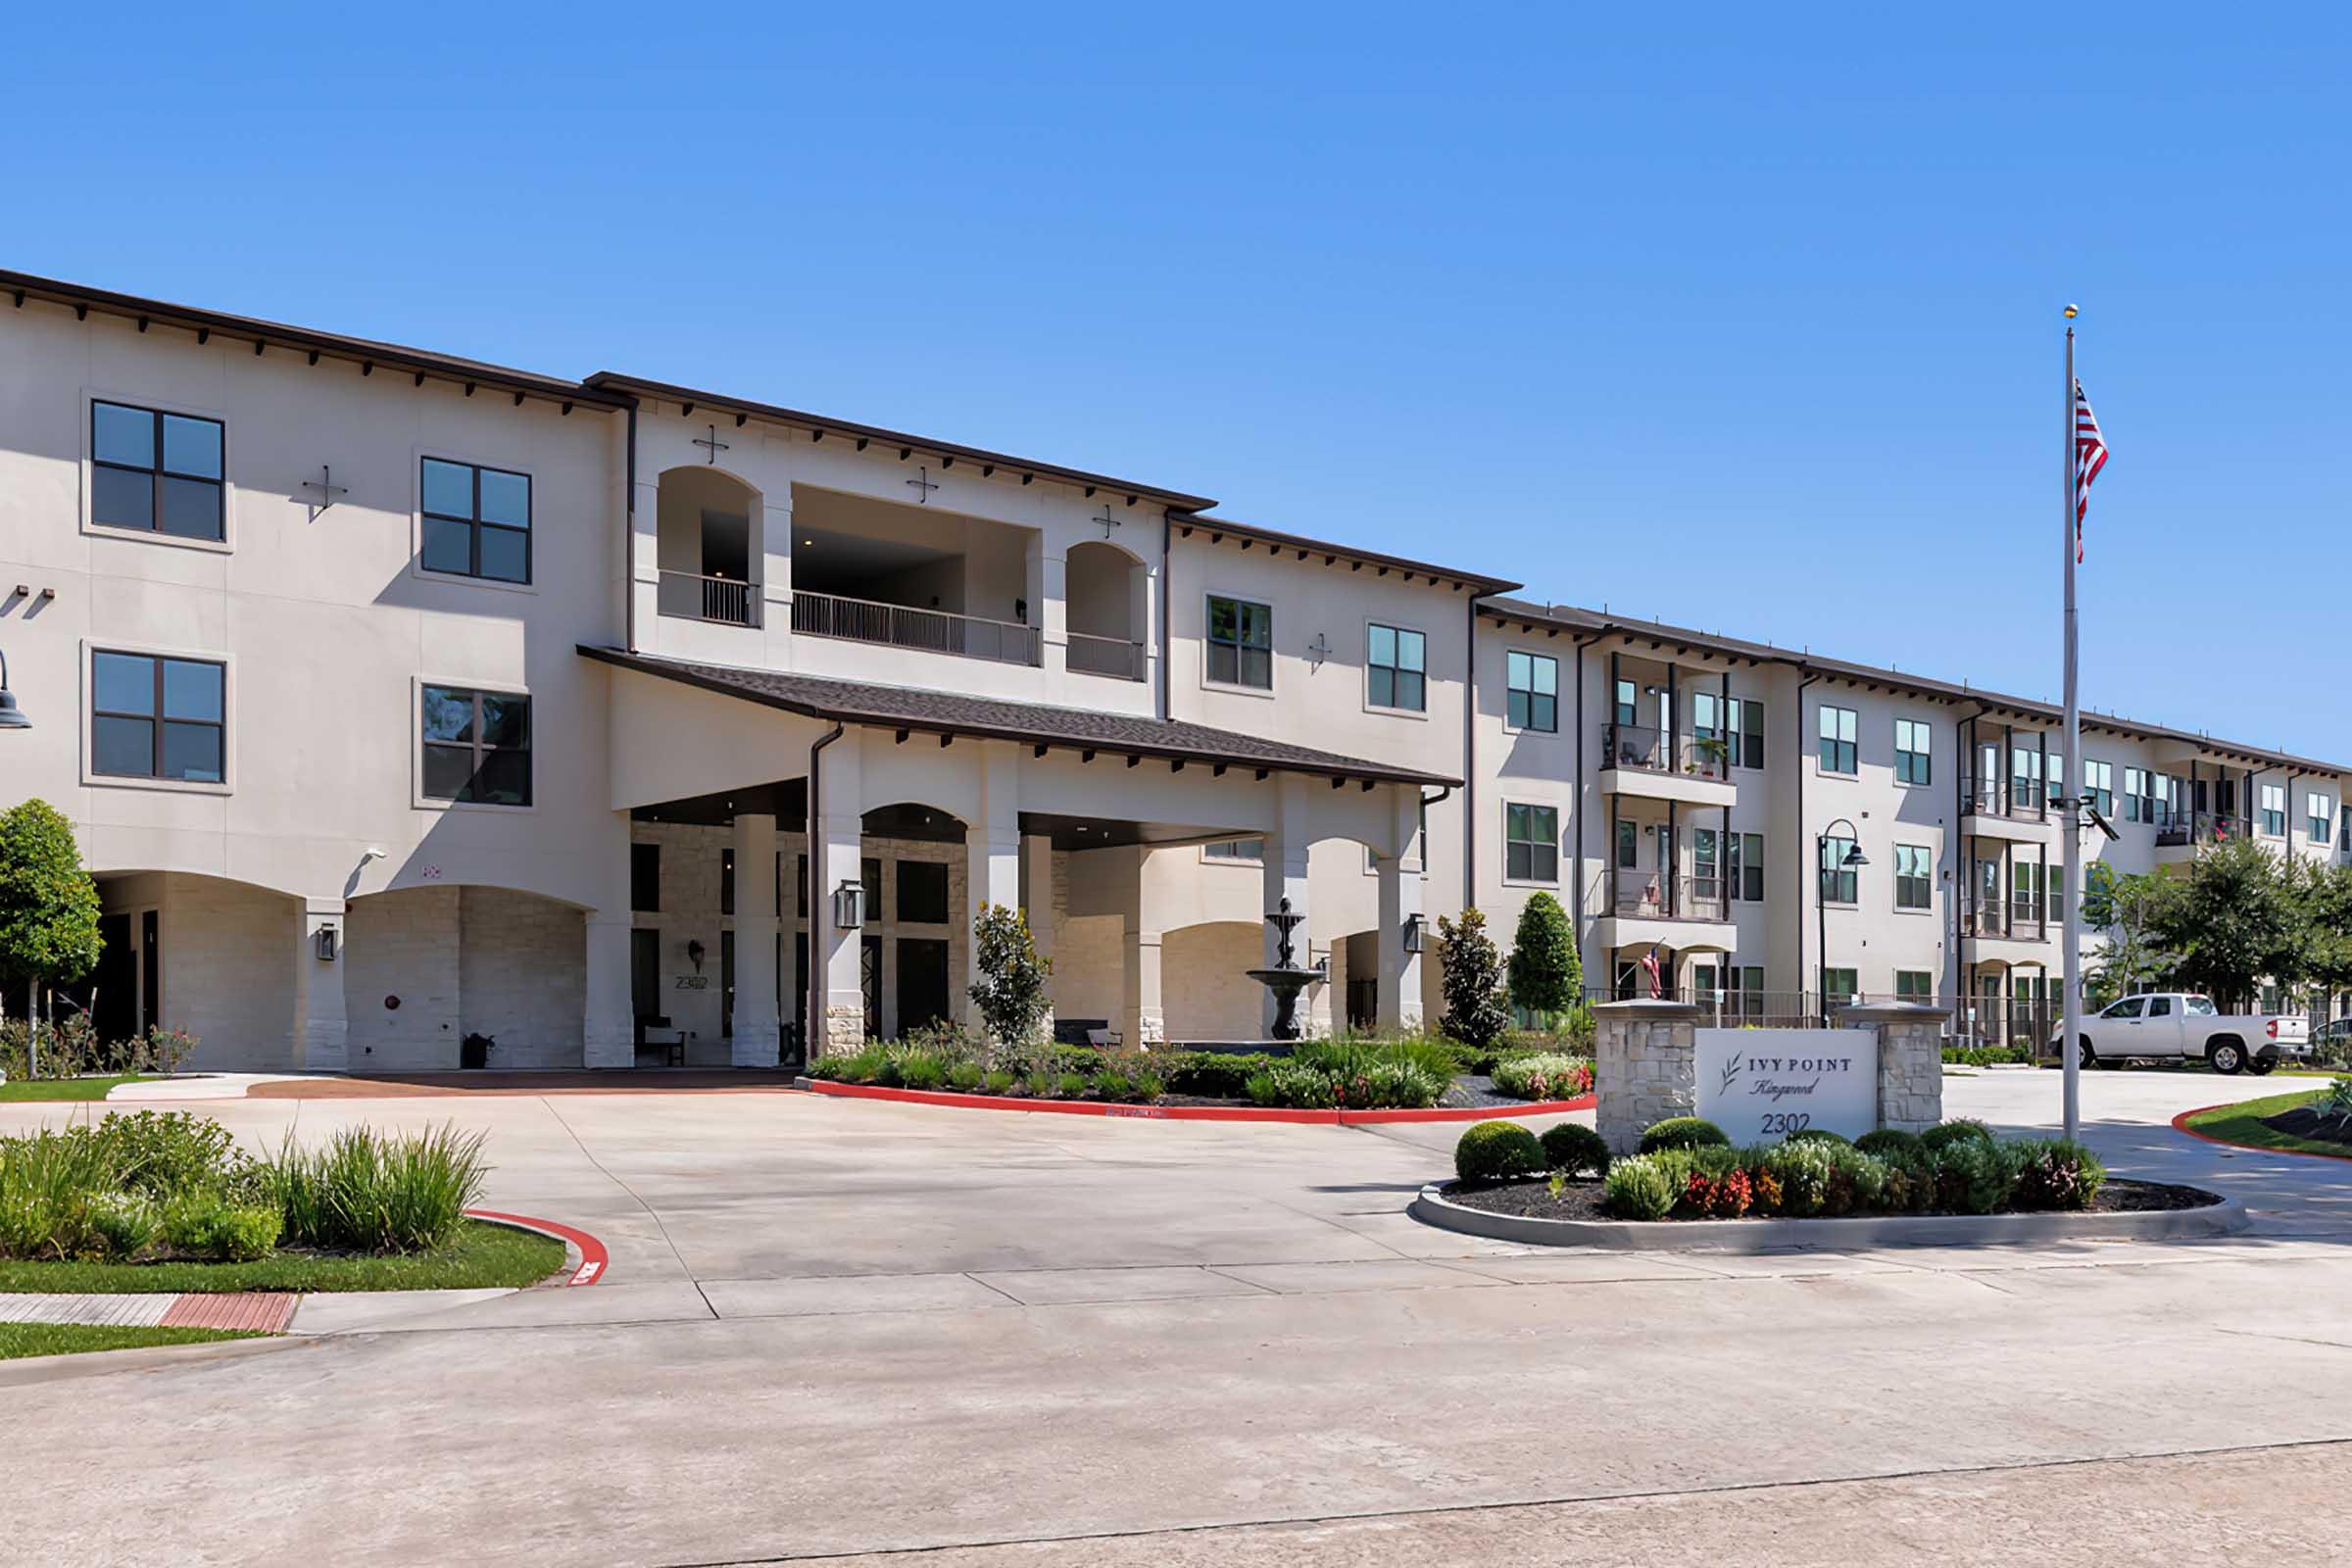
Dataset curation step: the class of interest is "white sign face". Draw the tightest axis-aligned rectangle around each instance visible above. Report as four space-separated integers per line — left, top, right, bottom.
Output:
1693 1028 1878 1144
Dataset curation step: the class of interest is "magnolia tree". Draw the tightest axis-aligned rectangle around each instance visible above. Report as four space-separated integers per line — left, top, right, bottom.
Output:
1436 908 1510 1049
0 800 104 1076
968 903 1052 1051
1507 891 1581 1024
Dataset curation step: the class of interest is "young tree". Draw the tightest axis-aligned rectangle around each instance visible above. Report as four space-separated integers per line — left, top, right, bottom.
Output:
2151 837 2302 1008
967 903 1052 1050
1507 891 1582 1023
0 799 104 1074
2300 861 2352 1014
1435 908 1510 1049
2083 864 2183 1007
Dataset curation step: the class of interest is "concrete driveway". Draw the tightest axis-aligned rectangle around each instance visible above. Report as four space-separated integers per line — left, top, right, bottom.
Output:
5 1069 2350 1566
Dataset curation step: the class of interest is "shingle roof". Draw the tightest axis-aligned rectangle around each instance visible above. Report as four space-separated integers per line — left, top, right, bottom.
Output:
578 646 1459 788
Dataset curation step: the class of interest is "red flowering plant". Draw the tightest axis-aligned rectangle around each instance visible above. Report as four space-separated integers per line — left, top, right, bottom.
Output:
1684 1166 1752 1219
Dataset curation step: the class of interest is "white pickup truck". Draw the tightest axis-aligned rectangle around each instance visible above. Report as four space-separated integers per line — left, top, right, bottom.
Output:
2059 993 2311 1075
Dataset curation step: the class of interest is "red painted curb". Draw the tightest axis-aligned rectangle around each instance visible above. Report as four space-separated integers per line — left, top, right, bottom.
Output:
466 1208 611 1285
798 1078 1594 1124
2172 1101 2352 1163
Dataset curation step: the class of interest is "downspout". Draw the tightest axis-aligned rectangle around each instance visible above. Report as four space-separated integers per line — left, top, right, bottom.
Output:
621 395 640 653
1157 514 1173 719
804 720 846 1061
1463 596 1480 912
1570 631 1603 985
1795 669 1821 1011
1954 703 1985 1028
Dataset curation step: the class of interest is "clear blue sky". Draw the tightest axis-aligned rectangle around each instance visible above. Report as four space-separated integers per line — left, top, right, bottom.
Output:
5 8 2345 756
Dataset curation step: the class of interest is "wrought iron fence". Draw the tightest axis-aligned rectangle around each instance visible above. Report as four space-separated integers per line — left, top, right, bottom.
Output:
789 589 1042 666
657 570 761 627
1064 630 1146 680
1600 723 1732 781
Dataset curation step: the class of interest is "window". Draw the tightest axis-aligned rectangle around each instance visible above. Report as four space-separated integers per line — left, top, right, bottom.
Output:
2011 746 2043 810
2311 793 2333 844
1730 833 1764 902
2261 782 2287 837
1205 596 1272 689
2154 772 2181 826
2102 997 2145 1019
721 849 735 916
1895 970 1934 1003
1823 968 1859 1007
1615 817 1637 870
90 652 224 782
631 844 661 912
1693 828 1720 903
1894 844 1932 910
1819 835 1858 904
1365 623 1425 711
2145 996 2174 1018
2082 760 2114 817
1817 705 1857 774
1203 839 1263 862
420 458 531 584
1613 678 1637 727
420 685 531 806
1505 651 1556 732
91 401 224 541
898 860 951 925
1506 804 1559 883
1728 699 1764 768
2010 860 2041 922
2047 756 2066 808
2124 766 2148 823
1894 718 1932 785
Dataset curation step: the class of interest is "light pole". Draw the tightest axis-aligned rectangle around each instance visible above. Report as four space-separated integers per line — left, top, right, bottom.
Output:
1815 817 1868 1026
0 648 28 730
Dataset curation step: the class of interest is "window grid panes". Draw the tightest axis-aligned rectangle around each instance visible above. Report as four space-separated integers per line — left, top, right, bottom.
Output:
1507 804 1559 883
1819 835 1858 905
1818 706 1857 774
2311 792 2332 844
2124 766 2148 822
420 458 531 583
1895 970 1934 1002
1206 596 1272 689
1615 818 1637 870
1203 839 1263 862
1894 717 1931 785
90 401 224 541
1894 844 1932 910
2261 783 2286 837
1505 651 1556 732
89 651 225 782
1730 832 1764 902
420 685 532 806
1366 624 1425 711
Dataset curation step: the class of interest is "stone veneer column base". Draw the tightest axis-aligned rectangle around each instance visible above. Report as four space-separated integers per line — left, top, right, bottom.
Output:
1837 1003 1952 1134
1592 1001 1702 1155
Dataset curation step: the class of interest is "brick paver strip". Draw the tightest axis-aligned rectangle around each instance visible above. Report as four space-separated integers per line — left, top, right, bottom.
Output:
158 1294 299 1332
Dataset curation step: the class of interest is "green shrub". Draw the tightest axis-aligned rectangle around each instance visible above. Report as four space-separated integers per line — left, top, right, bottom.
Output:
92 1110 243 1197
1490 1054 1594 1102
1639 1117 1730 1153
1933 1138 2022 1214
895 1051 948 1092
1854 1128 1924 1160
2011 1138 2107 1211
1921 1118 1995 1153
164 1196 281 1262
1454 1120 1544 1184
1600 1154 1677 1220
1247 1062 1340 1108
1162 1052 1275 1099
87 1191 162 1258
1784 1127 1850 1148
261 1124 488 1254
980 1069 1014 1095
1762 1140 1835 1216
1539 1122 1610 1178
1436 908 1511 1049
0 1127 117 1258
946 1061 984 1092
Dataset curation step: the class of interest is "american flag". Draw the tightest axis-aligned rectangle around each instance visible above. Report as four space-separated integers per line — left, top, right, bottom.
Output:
2074 379 2108 563
1641 946 1664 1000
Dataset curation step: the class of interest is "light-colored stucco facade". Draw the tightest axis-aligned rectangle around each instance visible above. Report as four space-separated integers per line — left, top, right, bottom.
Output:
2 268 2344 1070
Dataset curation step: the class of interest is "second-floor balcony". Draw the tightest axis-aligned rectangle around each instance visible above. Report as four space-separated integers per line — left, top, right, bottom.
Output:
658 570 760 628
1065 629 1147 681
1602 723 1732 780
2155 810 2254 850
1609 870 1731 923
790 589 1042 667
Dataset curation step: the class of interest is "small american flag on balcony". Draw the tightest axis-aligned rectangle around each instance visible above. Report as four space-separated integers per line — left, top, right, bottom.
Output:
2074 379 2109 563
1641 946 1664 1000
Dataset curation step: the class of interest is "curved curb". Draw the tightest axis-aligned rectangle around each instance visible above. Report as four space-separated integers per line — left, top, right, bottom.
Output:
1407 1180 2248 1252
464 1209 609 1286
2172 1102 2352 1163
792 1077 1592 1124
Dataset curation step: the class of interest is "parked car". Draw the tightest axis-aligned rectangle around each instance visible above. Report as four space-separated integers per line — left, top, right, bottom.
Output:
2054 993 2311 1075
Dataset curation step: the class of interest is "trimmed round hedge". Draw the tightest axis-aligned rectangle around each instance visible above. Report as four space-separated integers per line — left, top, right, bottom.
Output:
1539 1122 1610 1178
1454 1120 1545 1184
1921 1118 1995 1153
1638 1116 1729 1153
1855 1128 1924 1159
1784 1127 1851 1147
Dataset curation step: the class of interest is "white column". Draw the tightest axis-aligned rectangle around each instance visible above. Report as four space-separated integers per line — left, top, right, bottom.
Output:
1260 774 1313 1037
1377 787 1426 1033
731 811 781 1065
1122 921 1164 1047
812 737 866 1058
291 897 349 1072
1020 834 1056 966
584 913 635 1068
964 742 1023 1031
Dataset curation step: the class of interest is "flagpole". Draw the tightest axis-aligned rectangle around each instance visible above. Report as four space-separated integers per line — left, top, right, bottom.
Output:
2060 310 2083 1144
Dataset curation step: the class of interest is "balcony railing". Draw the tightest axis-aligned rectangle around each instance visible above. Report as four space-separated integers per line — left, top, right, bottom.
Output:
2155 810 2255 849
658 570 761 628
1963 898 2052 939
1601 723 1732 781
789 590 1042 667
1608 871 1730 922
1963 774 2053 821
1065 630 1147 681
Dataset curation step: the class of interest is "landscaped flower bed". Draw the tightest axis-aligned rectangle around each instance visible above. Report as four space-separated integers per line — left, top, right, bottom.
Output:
1442 1114 2210 1223
2179 1077 2352 1159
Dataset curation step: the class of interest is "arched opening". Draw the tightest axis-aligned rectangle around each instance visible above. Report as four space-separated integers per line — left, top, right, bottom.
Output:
49 871 302 1072
348 884 588 1071
1162 921 1276 1043
1064 539 1147 680
831 803 967 1042
657 466 762 626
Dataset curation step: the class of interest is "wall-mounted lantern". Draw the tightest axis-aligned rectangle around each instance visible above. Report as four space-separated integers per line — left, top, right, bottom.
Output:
0 647 28 731
686 938 707 974
1401 912 1426 956
314 927 339 962
833 879 865 931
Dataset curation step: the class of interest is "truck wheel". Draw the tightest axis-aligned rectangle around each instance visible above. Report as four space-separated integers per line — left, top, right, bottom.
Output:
2078 1037 2098 1070
2207 1040 2245 1076
2248 1055 2278 1077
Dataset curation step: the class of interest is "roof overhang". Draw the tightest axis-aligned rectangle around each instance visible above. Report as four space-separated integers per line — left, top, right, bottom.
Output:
1175 514 1520 595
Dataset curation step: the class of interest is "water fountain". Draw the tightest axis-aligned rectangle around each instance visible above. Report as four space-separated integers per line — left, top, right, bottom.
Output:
1245 897 1325 1041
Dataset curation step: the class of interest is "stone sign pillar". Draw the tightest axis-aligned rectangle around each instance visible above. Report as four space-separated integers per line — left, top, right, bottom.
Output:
1593 1000 1702 1154
1835 1003 1950 1134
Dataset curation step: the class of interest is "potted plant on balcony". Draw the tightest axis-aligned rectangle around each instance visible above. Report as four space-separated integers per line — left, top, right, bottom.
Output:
1690 736 1731 775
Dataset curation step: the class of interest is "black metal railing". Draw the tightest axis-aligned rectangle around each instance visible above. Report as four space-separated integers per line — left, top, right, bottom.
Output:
658 570 761 628
2155 810 2255 849
789 590 1042 666
1601 723 1732 781
1608 871 1730 922
1064 630 1147 680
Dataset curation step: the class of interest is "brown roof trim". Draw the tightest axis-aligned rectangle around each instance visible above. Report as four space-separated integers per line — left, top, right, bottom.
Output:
1174 513 1521 594
581 373 1216 512
0 268 624 414
578 645 1459 789
1482 597 2352 777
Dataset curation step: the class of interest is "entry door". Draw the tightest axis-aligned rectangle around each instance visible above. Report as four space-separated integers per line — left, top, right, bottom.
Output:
794 933 808 1048
860 936 882 1042
92 913 135 1047
896 938 950 1036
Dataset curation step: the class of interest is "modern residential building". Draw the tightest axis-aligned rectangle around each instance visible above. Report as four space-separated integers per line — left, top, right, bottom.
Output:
2 268 2344 1070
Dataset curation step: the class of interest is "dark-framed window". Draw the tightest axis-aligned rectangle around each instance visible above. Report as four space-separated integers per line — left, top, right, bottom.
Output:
2124 765 2148 822
898 859 951 925
1895 970 1934 1002
420 685 531 806
2260 783 2287 837
1203 839 1263 861
1730 832 1764 902
1894 843 1932 910
91 401 224 540
420 457 532 584
2011 746 2044 810
1819 834 1859 905
1824 968 1859 1007
2082 760 2114 818
1894 717 1931 785
1506 651 1557 732
2310 792 2333 845
1505 803 1558 883
631 844 661 912
90 651 224 782
1614 678 1637 727
1615 817 1637 870
1205 595 1272 688
1366 624 1426 711
1729 698 1764 769
1817 705 1857 775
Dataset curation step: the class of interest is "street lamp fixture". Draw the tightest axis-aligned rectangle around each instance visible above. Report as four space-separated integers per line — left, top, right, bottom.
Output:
0 648 28 730
1815 817 1868 1025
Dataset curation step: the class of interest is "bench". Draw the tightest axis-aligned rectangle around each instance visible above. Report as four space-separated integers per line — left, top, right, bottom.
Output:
635 1015 686 1069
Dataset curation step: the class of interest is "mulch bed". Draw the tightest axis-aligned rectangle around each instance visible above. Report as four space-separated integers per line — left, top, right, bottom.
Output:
1446 1175 2221 1224
2262 1107 2352 1147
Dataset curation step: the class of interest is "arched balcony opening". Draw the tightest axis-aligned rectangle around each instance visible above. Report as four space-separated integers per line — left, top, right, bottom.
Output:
1064 540 1147 681
657 466 763 627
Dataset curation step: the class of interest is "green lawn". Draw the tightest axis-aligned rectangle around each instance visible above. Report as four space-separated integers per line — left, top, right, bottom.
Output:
0 1219 566 1295
2181 1090 2352 1160
0 1075 157 1102
0 1323 264 1360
